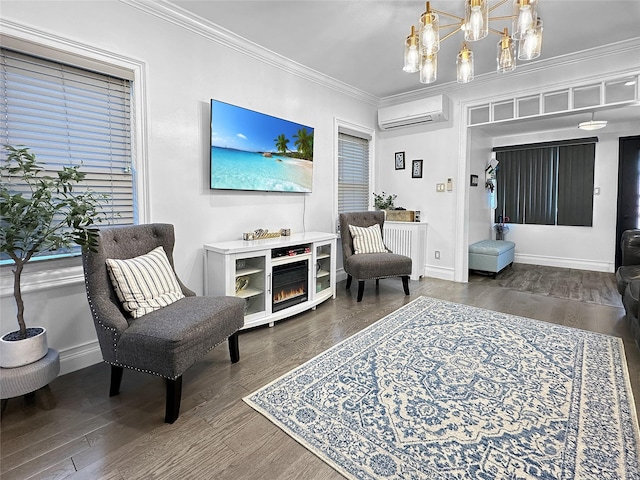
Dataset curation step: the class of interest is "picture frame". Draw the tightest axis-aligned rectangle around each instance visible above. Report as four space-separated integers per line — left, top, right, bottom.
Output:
470 174 479 186
395 151 405 170
412 159 423 178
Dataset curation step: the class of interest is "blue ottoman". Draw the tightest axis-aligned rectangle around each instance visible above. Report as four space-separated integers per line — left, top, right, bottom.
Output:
469 240 515 278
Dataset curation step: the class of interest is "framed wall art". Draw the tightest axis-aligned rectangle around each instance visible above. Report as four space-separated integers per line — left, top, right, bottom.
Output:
412 159 423 178
395 151 405 170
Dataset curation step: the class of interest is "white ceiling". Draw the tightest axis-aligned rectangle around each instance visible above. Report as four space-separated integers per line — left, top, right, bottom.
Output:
167 0 640 99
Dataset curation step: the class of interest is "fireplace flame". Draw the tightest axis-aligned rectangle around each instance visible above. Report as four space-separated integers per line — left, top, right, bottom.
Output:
274 286 306 303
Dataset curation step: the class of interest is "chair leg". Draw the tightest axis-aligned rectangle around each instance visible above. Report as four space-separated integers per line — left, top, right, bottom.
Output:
346 274 352 289
357 281 365 302
165 376 183 424
110 365 124 397
228 332 240 363
402 275 410 295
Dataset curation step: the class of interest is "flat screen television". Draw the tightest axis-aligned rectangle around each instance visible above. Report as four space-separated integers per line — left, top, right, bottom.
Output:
210 99 314 192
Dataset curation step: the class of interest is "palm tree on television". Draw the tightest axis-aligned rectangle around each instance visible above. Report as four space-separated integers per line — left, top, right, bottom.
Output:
293 128 313 160
274 134 289 154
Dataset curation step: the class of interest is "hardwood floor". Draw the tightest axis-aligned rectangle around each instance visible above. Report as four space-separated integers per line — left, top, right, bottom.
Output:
2 265 638 479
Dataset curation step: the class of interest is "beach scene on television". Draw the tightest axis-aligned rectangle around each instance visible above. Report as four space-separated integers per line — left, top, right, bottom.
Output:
210 100 314 193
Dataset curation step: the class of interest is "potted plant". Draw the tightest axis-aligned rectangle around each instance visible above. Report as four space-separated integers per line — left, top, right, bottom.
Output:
373 191 397 210
0 145 106 368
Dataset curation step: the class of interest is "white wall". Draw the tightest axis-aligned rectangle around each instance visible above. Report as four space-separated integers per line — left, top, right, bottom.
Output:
377 121 460 280
375 40 640 281
0 0 377 374
490 122 640 272
1 1 638 375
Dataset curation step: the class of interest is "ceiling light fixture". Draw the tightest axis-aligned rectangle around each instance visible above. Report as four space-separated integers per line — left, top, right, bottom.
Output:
403 0 544 84
578 113 608 131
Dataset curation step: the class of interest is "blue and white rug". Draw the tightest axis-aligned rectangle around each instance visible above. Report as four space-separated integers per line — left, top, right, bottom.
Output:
244 296 640 479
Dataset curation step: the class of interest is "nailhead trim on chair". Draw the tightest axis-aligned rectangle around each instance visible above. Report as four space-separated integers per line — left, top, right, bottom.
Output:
105 336 232 380
83 254 120 360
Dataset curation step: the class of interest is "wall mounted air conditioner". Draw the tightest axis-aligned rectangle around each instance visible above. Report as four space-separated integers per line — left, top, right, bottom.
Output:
378 94 449 130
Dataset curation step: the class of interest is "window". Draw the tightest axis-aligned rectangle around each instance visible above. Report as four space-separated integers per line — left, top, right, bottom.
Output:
494 138 596 227
338 132 370 215
1 48 134 261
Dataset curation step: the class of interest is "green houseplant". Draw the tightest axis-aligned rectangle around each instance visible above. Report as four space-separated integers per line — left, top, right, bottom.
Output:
0 145 107 368
373 192 397 210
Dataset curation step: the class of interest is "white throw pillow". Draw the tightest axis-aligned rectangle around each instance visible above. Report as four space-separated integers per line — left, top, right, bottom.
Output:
106 246 185 318
348 224 388 254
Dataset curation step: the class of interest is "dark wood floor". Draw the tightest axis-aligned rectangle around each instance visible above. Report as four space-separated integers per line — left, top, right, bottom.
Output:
2 265 638 479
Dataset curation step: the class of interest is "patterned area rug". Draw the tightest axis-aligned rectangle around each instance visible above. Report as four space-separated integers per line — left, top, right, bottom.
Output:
244 297 640 479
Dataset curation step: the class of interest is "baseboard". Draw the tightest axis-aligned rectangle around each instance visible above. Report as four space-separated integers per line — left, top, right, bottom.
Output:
59 341 102 376
424 265 455 281
514 253 614 273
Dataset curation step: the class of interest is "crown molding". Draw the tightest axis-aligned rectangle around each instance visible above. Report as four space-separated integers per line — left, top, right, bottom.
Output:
381 37 640 106
120 0 379 106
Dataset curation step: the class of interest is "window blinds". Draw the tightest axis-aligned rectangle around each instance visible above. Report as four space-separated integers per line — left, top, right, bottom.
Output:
495 139 596 227
338 133 370 214
1 48 134 227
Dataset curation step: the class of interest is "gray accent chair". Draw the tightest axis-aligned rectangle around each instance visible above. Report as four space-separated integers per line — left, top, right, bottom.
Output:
82 223 244 423
616 229 640 295
339 211 411 302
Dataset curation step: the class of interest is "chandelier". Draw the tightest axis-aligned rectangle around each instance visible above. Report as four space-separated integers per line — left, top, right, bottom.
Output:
403 0 543 84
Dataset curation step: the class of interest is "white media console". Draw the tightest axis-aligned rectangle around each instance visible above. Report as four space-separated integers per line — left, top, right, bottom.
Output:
204 232 337 330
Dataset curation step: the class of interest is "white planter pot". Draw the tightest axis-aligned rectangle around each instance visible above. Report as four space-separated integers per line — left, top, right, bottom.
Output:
0 327 48 368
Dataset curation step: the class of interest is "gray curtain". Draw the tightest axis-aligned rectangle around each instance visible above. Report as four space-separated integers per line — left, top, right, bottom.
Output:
495 139 596 227
557 143 595 226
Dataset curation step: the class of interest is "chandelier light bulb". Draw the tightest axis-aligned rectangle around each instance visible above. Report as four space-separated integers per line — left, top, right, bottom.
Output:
421 24 438 53
522 29 537 57
497 28 516 72
420 54 438 84
403 26 420 73
518 17 543 60
518 7 533 32
469 6 483 38
457 44 474 83
419 3 440 54
512 0 537 40
465 0 488 41
407 45 419 69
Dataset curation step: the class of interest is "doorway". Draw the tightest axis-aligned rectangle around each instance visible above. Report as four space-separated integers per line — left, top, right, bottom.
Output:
615 135 640 269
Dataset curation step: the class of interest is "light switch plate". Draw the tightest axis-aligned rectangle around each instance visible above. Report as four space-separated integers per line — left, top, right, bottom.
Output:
436 183 445 192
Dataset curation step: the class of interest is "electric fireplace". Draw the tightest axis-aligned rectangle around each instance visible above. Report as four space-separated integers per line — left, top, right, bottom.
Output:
272 259 308 313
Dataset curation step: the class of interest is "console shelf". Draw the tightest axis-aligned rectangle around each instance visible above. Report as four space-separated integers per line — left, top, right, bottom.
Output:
204 232 337 330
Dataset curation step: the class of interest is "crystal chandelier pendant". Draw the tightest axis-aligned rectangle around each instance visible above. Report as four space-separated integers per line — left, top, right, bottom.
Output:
403 26 420 73
497 28 516 72
465 0 488 42
420 53 438 83
457 43 474 83
518 17 543 60
419 2 440 54
512 0 538 40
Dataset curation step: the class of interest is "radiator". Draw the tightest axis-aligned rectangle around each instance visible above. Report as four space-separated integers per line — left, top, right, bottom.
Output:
383 222 427 281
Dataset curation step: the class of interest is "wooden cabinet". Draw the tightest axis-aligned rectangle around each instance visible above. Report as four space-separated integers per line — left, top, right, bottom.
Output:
204 232 336 330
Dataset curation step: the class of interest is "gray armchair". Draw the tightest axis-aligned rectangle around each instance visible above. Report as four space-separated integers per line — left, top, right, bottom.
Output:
616 229 640 295
339 211 411 302
82 223 244 423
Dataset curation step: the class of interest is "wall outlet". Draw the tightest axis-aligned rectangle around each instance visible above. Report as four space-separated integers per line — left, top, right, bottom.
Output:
434 250 440 259
436 183 445 192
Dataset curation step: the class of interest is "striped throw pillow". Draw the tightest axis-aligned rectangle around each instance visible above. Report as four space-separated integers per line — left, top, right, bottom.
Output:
348 224 388 254
106 246 185 318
